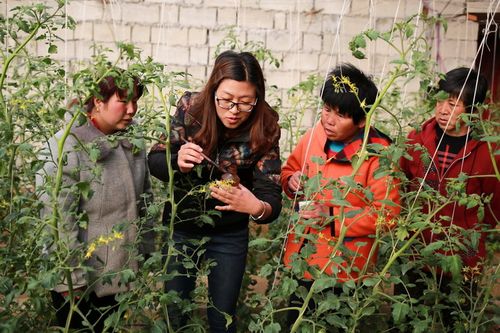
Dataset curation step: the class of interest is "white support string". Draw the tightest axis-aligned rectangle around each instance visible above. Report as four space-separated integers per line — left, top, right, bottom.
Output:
75 1 88 63
153 0 168 62
409 0 500 239
271 0 351 291
375 0 403 89
69 0 498 294
64 0 68 107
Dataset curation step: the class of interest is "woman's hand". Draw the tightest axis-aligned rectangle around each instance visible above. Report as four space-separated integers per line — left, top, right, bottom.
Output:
288 171 303 193
210 183 265 217
298 201 329 224
177 142 204 173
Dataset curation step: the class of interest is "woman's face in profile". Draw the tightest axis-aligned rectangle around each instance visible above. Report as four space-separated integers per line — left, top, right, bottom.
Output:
214 79 257 129
95 92 138 134
434 96 468 137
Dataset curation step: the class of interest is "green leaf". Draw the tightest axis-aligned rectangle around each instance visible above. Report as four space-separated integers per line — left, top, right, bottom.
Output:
48 44 57 54
199 214 214 226
365 29 380 40
314 277 337 292
281 277 298 296
421 240 444 256
259 263 273 278
88 145 101 162
480 135 500 142
343 280 356 290
440 255 462 279
362 276 380 287
351 34 366 48
223 313 233 330
151 320 167 333
119 269 136 284
40 271 58 289
345 208 362 218
392 302 409 323
380 32 392 41
263 323 281 333
396 227 409 241
75 181 93 200
379 199 398 207
311 156 326 165
317 294 340 315
130 137 146 150
169 93 177 106
361 306 375 316
405 24 414 38
249 237 272 247
442 21 448 32
352 50 366 59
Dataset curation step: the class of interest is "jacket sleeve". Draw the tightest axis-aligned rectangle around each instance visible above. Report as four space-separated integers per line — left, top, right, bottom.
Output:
399 129 420 180
334 158 401 238
281 130 310 198
148 92 191 182
481 151 500 228
37 134 88 292
139 150 156 255
252 133 282 224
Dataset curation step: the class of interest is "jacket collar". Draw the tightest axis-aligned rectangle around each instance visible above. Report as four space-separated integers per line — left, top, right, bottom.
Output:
419 118 480 156
72 120 134 161
316 121 392 163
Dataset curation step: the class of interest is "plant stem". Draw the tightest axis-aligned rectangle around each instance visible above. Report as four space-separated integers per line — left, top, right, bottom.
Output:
0 4 64 126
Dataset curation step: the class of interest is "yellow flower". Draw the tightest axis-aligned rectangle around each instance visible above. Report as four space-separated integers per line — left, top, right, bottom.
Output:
112 231 124 240
340 75 358 94
84 231 124 259
331 75 359 94
207 179 235 190
359 99 367 110
85 243 97 259
462 264 481 282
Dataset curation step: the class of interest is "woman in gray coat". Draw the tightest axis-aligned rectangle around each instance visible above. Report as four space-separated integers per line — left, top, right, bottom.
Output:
38 69 154 331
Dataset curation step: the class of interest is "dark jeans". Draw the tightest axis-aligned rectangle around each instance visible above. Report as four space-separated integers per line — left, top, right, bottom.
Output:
51 290 118 332
165 227 249 333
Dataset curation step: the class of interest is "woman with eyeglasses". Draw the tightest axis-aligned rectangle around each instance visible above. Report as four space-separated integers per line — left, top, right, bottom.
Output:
148 50 282 332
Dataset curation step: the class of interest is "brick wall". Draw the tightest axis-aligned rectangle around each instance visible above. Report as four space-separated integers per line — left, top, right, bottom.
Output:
3 0 485 106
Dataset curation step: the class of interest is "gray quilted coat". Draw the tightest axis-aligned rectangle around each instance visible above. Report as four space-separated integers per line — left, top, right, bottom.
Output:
38 121 154 297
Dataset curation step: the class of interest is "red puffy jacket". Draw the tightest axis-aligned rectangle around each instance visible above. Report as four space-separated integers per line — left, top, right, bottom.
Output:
400 118 500 270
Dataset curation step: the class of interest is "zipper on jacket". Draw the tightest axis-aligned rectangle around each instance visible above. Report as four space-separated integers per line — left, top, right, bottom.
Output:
432 151 471 190
329 206 335 236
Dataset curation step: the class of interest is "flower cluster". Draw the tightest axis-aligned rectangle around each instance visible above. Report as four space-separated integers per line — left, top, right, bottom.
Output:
331 74 358 94
331 74 369 111
197 179 236 194
85 231 124 259
462 264 481 282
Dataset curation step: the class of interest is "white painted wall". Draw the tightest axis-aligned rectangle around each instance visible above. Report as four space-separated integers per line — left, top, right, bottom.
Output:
3 0 485 109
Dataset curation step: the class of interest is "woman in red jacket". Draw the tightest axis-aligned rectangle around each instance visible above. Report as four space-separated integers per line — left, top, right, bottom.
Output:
282 64 401 328
398 67 499 331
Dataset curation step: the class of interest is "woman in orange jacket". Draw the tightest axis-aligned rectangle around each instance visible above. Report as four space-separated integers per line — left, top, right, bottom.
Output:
282 64 401 327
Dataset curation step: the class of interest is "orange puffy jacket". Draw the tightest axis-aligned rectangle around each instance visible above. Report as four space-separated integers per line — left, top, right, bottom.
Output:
282 122 401 281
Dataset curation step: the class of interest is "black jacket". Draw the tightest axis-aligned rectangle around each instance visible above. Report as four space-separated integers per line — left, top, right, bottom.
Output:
148 92 282 234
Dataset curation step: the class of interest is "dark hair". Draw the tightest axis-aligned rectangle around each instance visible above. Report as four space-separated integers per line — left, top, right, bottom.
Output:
320 63 378 125
438 67 488 112
84 69 144 113
189 50 279 156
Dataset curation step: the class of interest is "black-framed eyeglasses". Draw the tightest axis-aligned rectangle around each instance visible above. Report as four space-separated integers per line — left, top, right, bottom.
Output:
215 95 258 113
